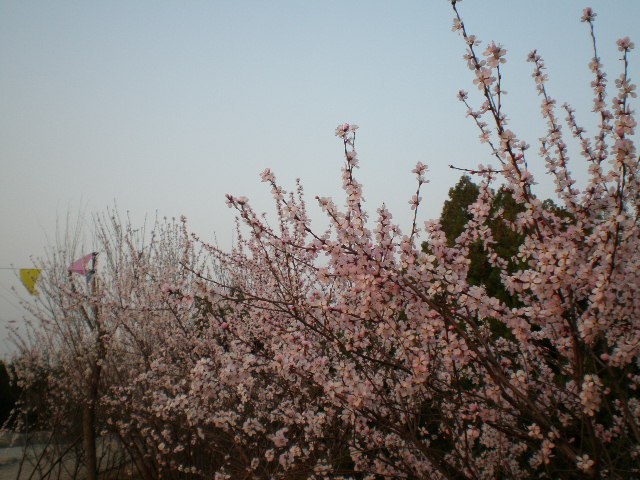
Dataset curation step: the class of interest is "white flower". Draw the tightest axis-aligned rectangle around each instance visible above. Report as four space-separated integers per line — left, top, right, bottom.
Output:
576 454 595 472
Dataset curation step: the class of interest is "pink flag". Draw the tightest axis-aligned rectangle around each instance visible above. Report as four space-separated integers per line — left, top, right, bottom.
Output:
68 253 96 275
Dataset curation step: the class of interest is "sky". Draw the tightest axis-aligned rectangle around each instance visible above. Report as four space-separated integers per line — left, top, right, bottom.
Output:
1 0 639 358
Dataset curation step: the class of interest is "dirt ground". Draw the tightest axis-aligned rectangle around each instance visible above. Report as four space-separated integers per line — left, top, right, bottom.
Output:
0 432 134 480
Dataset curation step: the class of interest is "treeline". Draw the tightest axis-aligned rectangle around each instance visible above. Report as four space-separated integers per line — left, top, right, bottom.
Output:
0 361 20 428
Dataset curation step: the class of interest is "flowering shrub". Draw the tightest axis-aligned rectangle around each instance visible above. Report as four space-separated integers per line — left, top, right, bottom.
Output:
9 2 640 479
205 3 639 478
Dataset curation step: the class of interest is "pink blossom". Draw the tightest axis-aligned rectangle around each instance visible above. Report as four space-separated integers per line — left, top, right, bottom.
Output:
616 36 635 51
412 162 428 177
484 41 507 68
260 168 275 183
580 7 596 23
335 123 359 138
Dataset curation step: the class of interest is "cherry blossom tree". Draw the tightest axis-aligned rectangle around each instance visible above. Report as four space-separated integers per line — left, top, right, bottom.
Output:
9 3 639 479
10 213 209 479
202 4 639 478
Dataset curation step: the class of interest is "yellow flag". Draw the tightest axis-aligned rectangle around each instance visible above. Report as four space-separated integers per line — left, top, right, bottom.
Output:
20 269 41 295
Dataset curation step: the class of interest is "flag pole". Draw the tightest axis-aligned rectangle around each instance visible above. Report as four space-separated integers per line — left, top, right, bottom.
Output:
83 251 99 480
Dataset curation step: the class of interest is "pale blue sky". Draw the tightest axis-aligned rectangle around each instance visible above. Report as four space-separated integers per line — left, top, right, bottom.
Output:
1 1 639 357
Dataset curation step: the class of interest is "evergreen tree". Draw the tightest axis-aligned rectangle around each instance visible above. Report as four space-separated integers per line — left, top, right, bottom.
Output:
436 176 526 307
439 175 480 246
435 176 574 309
